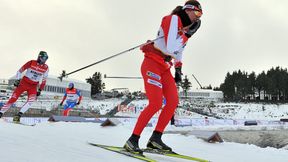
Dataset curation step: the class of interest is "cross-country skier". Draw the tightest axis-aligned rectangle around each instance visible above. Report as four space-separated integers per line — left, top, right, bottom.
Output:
124 0 202 154
0 51 49 122
59 82 82 116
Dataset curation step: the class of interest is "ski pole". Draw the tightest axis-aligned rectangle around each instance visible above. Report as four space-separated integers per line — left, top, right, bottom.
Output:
58 36 164 81
104 74 142 79
58 24 194 81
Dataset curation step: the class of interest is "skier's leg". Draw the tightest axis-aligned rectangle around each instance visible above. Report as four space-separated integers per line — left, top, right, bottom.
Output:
19 86 37 114
65 102 76 116
63 102 69 116
63 109 67 116
63 108 72 116
170 114 175 125
124 58 163 153
63 102 75 116
132 58 163 136
147 70 178 151
125 83 162 153
14 86 37 122
0 86 25 114
155 70 178 132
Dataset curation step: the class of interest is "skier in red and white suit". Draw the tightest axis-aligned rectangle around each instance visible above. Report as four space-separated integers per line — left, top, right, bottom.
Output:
124 0 202 154
0 51 49 122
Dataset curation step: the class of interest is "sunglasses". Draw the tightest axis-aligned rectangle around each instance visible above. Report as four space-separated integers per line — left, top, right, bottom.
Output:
183 4 203 17
193 10 203 17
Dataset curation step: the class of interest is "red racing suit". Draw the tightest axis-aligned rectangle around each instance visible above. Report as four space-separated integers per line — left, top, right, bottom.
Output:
0 60 49 114
132 14 190 135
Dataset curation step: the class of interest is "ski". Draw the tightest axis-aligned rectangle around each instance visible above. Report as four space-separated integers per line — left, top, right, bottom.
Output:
13 122 36 126
9 122 36 126
143 148 209 162
2 119 36 126
88 143 156 162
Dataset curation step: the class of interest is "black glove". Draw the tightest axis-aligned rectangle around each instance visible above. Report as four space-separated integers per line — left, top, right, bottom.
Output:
77 102 80 105
14 79 21 87
60 102 63 106
174 67 182 84
185 19 201 38
36 89 42 96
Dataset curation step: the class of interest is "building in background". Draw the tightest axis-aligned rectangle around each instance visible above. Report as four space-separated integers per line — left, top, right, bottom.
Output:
179 89 223 102
0 79 9 88
0 79 11 100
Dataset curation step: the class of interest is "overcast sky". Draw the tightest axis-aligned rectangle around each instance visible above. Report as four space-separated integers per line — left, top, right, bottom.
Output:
0 0 288 91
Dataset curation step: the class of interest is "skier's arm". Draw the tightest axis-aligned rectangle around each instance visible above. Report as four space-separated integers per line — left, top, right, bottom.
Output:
77 90 82 104
60 92 67 106
163 15 189 54
39 68 49 91
16 60 32 80
174 61 183 84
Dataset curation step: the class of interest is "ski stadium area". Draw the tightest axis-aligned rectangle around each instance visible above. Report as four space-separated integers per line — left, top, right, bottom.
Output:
1 80 288 162
2 78 288 162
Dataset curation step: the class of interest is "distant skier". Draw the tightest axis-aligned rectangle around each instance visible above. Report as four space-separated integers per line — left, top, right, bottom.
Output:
59 82 82 116
0 51 49 122
124 0 202 154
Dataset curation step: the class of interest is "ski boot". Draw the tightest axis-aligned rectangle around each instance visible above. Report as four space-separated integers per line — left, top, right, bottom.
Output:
13 112 23 123
147 131 172 152
0 112 3 118
124 134 143 154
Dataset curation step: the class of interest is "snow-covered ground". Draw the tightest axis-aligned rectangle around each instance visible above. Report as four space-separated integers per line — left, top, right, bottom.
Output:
1 120 288 162
213 103 288 120
2 99 288 162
